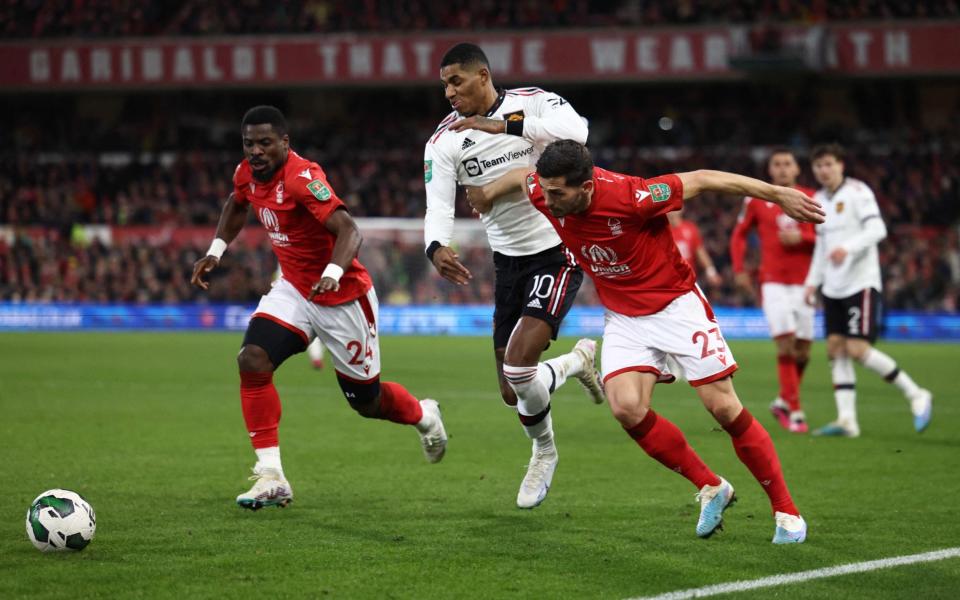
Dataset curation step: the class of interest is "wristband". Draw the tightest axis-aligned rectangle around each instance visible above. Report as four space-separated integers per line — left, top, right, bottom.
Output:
322 263 344 283
425 240 442 262
206 238 227 260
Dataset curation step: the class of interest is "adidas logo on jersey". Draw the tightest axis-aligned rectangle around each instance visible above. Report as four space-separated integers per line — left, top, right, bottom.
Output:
462 138 475 150
527 298 543 309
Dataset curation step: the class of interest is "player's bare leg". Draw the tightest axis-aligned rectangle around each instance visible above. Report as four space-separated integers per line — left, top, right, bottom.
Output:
770 333 807 433
236 341 293 510
502 317 599 508
845 338 932 433
606 372 731 538
814 334 860 437
697 377 806 543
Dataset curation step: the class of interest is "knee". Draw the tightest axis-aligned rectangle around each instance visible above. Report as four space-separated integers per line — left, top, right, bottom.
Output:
339 377 382 418
700 388 742 426
349 396 381 419
607 388 648 428
238 345 273 373
775 338 796 358
846 343 868 362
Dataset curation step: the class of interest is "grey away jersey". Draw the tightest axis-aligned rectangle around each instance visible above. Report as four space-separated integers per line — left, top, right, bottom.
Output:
423 87 588 256
805 177 887 298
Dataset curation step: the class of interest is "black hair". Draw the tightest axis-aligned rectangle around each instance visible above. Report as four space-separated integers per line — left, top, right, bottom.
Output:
767 146 796 163
810 143 845 163
536 140 594 186
440 43 490 69
241 105 288 136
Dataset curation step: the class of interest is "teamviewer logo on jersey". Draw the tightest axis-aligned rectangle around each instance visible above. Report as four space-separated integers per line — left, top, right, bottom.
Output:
462 157 482 177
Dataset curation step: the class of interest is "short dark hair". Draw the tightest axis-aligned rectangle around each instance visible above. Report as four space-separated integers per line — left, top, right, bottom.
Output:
767 147 796 163
241 105 287 136
536 140 594 186
810 143 844 162
440 43 490 70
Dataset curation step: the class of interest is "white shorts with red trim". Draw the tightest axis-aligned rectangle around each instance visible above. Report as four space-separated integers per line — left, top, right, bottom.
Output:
252 278 381 381
601 288 738 387
761 282 815 340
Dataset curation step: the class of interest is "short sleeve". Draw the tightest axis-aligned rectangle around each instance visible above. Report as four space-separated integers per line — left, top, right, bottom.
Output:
524 171 542 202
632 174 684 219
297 173 346 224
232 163 250 206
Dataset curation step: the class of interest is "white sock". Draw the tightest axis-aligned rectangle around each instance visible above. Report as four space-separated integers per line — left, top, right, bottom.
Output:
860 348 920 398
503 363 555 448
831 356 857 424
255 446 284 476
541 352 580 392
415 402 436 434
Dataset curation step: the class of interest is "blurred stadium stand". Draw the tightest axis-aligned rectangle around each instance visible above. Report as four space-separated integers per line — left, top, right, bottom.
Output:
1 3 959 325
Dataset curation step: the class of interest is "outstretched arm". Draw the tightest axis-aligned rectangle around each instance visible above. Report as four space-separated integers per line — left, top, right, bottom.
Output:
677 170 825 223
190 192 249 290
464 167 530 214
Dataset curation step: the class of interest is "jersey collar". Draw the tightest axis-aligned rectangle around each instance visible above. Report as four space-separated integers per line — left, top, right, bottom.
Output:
483 88 507 117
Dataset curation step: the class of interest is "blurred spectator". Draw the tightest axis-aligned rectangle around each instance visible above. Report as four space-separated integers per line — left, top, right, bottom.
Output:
2 1 958 39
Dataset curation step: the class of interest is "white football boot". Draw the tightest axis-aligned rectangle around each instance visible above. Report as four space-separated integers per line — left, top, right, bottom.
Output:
695 477 736 537
773 512 808 544
236 467 293 510
516 447 559 509
418 399 448 463
572 338 605 404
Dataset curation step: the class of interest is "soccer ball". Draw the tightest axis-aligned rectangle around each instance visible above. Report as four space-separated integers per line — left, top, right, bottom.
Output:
25 489 96 552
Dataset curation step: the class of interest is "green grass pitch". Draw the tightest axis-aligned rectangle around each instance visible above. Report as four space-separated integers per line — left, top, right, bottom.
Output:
1 333 958 599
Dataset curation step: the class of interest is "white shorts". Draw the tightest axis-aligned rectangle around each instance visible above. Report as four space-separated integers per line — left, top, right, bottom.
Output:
601 288 738 387
252 278 381 382
761 282 815 340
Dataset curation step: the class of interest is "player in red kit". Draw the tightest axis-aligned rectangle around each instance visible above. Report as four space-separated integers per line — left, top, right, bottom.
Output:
190 106 448 510
467 140 824 544
730 149 816 433
668 211 722 287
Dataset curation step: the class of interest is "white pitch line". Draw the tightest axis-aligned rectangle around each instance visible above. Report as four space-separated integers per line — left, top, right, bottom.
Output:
628 547 960 600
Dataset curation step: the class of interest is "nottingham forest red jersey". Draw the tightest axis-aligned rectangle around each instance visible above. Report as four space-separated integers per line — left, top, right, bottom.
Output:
232 150 372 306
729 186 816 285
526 167 695 316
670 219 703 274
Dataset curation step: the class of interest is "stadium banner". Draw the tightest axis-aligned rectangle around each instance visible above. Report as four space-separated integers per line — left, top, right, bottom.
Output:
1 21 958 89
1 303 958 341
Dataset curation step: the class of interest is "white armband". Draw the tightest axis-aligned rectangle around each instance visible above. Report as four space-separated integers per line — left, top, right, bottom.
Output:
206 238 228 260
322 263 344 283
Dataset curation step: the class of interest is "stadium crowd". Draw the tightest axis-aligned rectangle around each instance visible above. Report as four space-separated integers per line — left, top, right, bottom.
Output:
2 82 958 310
3 0 958 38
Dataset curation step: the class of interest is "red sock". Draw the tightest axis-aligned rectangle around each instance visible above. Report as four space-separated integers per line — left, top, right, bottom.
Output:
776 354 801 411
625 411 721 489
795 357 809 385
240 371 281 449
724 408 799 516
378 381 423 425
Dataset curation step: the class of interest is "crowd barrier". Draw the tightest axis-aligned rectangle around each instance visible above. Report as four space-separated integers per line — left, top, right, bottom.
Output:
1 303 958 341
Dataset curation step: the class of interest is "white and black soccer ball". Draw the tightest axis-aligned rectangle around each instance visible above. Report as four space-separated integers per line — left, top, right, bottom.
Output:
25 489 96 552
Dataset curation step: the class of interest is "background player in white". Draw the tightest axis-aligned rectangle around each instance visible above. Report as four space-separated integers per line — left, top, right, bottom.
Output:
467 140 823 543
191 106 447 510
804 143 933 437
424 43 603 509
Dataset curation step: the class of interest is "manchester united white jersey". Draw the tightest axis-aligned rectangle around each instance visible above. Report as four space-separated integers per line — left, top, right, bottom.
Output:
423 87 589 256
805 177 887 298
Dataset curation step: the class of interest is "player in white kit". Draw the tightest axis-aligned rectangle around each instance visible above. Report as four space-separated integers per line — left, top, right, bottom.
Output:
804 144 933 437
423 43 604 509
